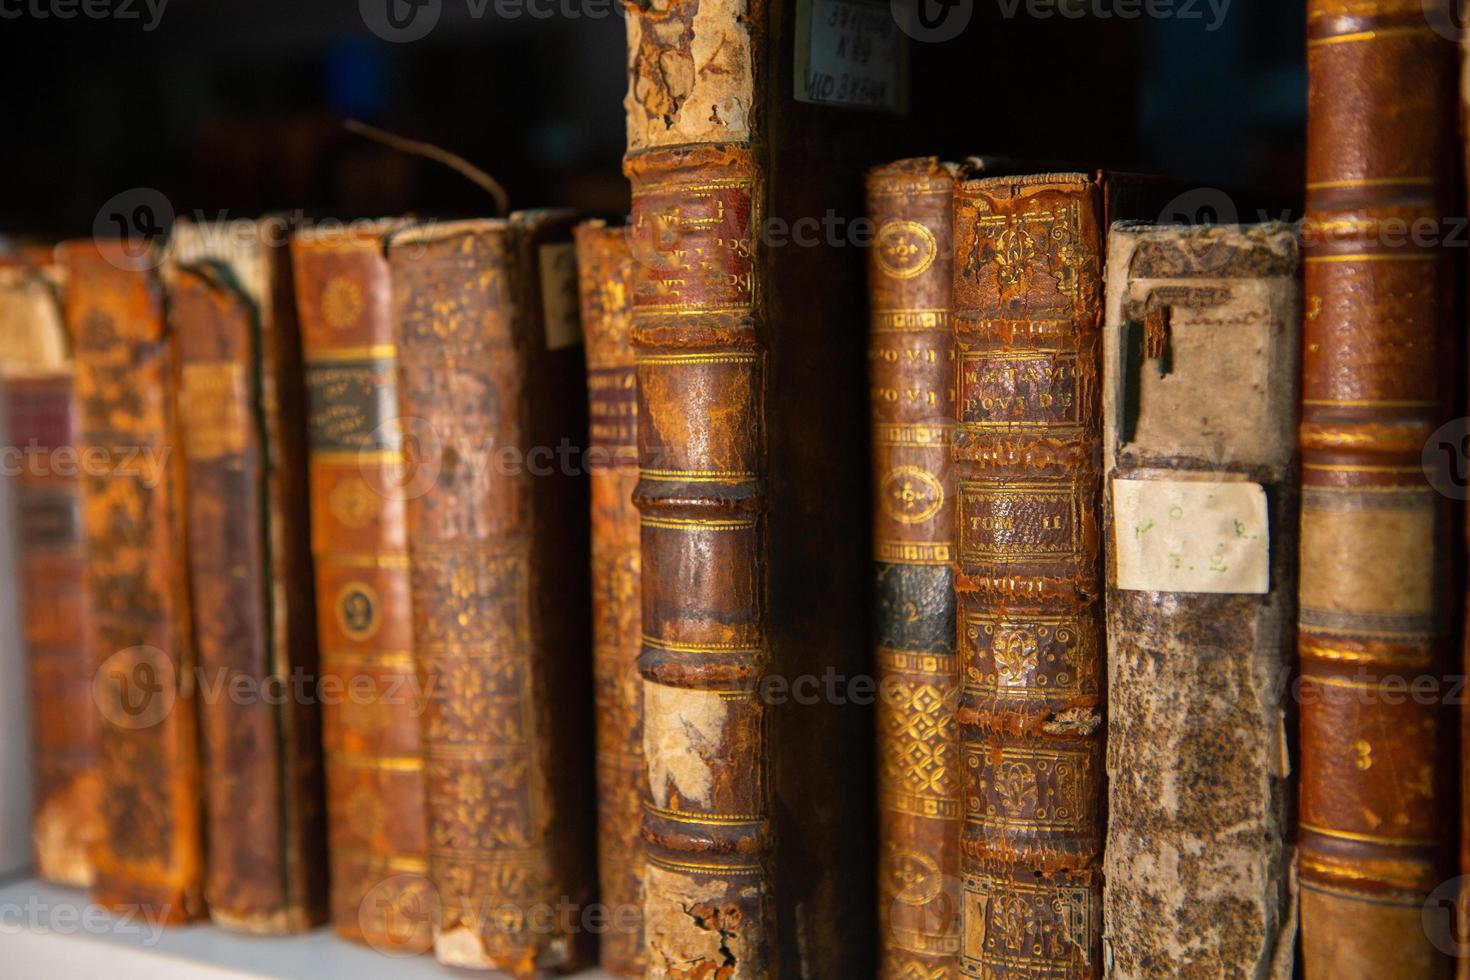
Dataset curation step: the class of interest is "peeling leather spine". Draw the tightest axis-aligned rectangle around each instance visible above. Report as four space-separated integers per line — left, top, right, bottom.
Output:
576 221 649 978
625 0 775 974
867 158 961 980
168 223 328 934
950 175 1105 978
1100 222 1301 979
1298 1 1456 975
61 240 205 924
388 214 595 975
4 268 101 889
292 222 432 952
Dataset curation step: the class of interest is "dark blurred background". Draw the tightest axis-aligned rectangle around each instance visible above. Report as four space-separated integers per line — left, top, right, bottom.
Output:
0 0 1304 238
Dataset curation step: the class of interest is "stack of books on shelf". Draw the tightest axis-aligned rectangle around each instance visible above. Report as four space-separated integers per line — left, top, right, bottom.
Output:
4 0 1467 977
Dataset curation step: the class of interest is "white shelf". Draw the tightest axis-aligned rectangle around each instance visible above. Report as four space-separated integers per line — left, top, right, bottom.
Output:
0 877 613 979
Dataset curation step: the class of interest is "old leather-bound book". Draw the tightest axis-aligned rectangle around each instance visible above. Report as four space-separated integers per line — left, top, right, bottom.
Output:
386 214 594 974
1100 222 1300 978
291 220 431 951
574 219 645 978
59 239 204 922
623 0 907 972
1 265 100 886
1299 1 1456 974
951 172 1185 976
866 157 961 979
165 221 328 933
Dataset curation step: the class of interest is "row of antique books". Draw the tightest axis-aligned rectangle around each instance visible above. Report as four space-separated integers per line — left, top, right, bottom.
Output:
6 5 1463 980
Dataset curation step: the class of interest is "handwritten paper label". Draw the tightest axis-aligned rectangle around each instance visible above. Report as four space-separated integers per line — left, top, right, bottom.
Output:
1112 478 1269 594
795 0 907 113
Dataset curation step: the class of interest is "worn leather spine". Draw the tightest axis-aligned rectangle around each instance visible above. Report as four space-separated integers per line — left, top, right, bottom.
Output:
166 221 328 933
1100 222 1300 979
60 240 204 922
387 214 594 975
291 221 431 951
1299 2 1456 975
950 174 1105 977
625 0 774 970
575 219 647 978
2 267 100 887
867 158 961 980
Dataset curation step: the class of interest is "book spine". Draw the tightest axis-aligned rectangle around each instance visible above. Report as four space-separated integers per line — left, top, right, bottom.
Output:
575 220 646 978
167 257 325 933
950 175 1104 978
387 216 593 974
8 370 99 888
866 158 961 980
61 240 204 923
1300 1 1455 973
291 226 431 952
624 0 773 973
1100 222 1300 978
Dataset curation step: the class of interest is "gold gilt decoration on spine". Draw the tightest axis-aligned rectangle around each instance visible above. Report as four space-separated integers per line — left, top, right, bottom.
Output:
291 221 430 953
867 157 961 980
951 176 1105 978
627 137 774 978
1299 1 1455 975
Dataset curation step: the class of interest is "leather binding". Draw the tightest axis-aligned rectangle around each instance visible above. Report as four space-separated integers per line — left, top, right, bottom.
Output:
866 157 961 979
2 266 100 886
1299 1 1456 974
624 0 904 973
291 220 430 951
385 213 594 974
950 173 1108 978
166 221 328 933
575 219 646 978
1100 222 1300 978
59 240 204 922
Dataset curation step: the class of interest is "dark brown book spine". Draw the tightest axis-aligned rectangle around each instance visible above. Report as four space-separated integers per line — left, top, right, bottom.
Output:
8 369 99 887
61 240 204 923
1299 1 1456 974
951 175 1104 978
291 223 431 952
386 215 594 975
575 219 646 978
627 135 773 977
866 158 961 980
167 244 327 933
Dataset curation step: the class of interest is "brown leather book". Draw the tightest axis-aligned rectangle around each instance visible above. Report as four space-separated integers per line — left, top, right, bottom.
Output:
59 239 204 922
291 220 431 952
574 219 645 978
1101 222 1300 978
951 172 1184 977
865 157 961 980
1299 2 1457 974
2 266 100 886
623 0 908 973
384 214 594 974
165 221 328 933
